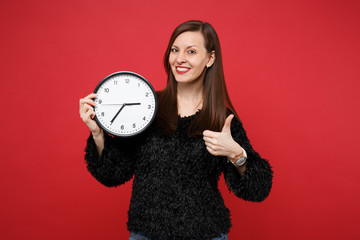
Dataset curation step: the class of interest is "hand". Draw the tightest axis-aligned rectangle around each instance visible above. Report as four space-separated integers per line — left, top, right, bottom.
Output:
203 114 243 158
79 93 102 136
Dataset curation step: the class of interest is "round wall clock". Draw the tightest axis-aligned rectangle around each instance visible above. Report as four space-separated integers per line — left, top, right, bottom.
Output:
93 71 157 137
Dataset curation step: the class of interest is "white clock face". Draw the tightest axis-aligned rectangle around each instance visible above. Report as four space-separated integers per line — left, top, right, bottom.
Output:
93 72 157 137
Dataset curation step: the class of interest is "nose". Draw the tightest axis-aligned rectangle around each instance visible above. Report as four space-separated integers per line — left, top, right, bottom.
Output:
176 51 187 64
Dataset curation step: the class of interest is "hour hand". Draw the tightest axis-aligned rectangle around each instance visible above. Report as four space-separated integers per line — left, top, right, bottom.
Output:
124 103 141 106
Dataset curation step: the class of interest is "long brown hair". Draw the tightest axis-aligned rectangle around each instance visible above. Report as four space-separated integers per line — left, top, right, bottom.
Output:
157 20 238 136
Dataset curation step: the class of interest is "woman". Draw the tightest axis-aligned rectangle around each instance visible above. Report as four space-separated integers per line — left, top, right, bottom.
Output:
79 20 273 240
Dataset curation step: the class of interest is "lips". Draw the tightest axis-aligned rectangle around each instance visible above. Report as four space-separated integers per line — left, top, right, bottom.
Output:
175 66 190 74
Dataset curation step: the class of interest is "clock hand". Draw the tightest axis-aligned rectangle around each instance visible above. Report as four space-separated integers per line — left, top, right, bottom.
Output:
124 103 141 106
99 103 125 106
99 103 140 106
110 104 126 125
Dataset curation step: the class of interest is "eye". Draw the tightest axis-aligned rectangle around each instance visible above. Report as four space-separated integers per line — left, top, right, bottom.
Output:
188 50 196 54
171 48 178 53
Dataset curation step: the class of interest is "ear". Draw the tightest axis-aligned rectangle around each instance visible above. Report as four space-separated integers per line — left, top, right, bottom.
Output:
206 50 216 68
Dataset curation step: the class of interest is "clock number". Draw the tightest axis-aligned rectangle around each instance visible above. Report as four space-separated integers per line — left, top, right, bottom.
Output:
101 112 105 117
148 105 151 109
125 79 130 84
98 99 102 104
138 83 140 87
143 116 146 121
114 80 118 85
121 125 124 130
145 92 149 97
105 88 109 93
132 123 136 128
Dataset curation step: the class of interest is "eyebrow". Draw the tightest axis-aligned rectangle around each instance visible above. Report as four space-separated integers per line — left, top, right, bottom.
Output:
172 44 199 49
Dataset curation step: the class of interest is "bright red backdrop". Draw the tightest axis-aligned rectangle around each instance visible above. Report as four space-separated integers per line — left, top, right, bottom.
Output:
1 0 359 239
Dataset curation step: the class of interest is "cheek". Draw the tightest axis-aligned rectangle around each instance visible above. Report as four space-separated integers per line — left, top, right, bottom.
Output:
190 57 207 69
168 55 175 65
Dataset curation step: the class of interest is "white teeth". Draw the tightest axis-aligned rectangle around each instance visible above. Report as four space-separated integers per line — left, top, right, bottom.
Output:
176 67 189 71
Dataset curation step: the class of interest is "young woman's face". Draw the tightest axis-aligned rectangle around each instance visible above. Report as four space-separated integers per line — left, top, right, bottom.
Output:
169 31 215 84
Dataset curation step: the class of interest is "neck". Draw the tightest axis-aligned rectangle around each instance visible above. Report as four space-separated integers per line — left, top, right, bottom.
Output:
176 73 204 116
177 81 203 102
177 68 205 101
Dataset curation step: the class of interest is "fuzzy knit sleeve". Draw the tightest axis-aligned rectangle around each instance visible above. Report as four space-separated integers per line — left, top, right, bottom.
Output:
84 132 136 187
223 117 273 202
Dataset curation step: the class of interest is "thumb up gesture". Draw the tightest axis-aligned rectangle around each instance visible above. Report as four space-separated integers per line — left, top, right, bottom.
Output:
203 114 243 158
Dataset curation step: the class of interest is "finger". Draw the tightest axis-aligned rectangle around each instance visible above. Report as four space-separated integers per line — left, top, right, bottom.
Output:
85 93 98 99
203 130 219 138
203 136 217 145
90 110 95 119
80 105 95 118
84 104 94 114
206 146 218 156
80 103 94 115
82 109 94 123
79 93 97 105
204 142 217 151
80 98 97 107
221 114 234 133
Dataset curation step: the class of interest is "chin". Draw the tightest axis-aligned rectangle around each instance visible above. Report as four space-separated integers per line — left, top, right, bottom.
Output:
174 76 194 84
173 73 202 84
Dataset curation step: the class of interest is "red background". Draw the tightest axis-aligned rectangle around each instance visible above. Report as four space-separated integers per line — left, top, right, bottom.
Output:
1 0 359 239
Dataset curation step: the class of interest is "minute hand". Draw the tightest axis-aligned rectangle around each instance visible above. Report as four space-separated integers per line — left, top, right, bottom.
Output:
109 103 141 125
110 104 126 125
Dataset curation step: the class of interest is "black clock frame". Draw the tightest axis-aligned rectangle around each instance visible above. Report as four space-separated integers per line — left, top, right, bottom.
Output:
93 71 158 137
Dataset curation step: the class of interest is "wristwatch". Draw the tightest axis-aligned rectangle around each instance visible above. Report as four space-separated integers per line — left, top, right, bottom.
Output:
229 148 247 167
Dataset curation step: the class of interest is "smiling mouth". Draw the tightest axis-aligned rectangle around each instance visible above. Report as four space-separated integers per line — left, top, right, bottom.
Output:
175 66 190 74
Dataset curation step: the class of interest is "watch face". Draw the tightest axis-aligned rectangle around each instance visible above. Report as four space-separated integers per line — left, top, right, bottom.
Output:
93 71 157 137
235 157 246 167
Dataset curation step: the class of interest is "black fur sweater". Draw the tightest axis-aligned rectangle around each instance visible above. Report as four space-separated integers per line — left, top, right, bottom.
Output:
84 112 273 240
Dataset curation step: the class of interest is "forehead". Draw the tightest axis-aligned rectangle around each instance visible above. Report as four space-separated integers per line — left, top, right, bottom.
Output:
172 31 206 48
